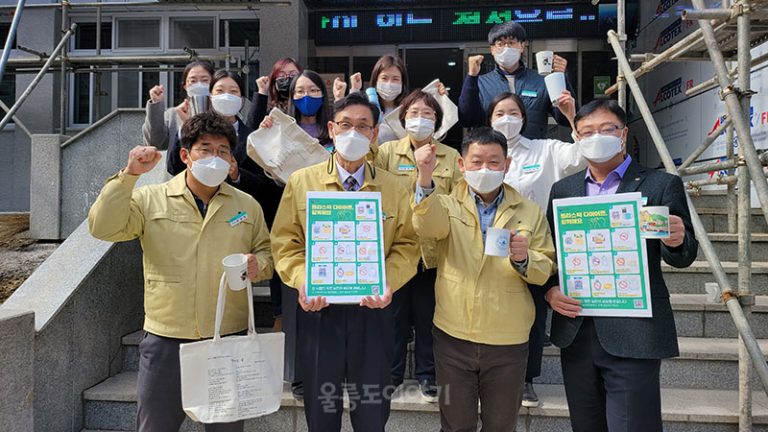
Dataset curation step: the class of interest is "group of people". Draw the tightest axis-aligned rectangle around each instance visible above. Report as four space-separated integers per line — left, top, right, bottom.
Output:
88 19 698 432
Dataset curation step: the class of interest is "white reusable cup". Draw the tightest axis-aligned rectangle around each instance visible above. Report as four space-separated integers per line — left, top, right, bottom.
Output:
222 253 249 291
640 206 671 239
536 51 554 75
545 72 566 105
485 227 511 257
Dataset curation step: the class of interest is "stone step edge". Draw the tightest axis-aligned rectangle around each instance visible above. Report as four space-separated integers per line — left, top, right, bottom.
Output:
661 260 768 272
82 373 768 425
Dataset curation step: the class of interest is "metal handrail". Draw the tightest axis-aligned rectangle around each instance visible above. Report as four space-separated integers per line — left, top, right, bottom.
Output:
0 0 26 84
610 22 768 401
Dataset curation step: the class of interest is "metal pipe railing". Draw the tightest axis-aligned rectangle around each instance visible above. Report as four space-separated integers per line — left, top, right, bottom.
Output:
679 118 732 170
690 0 768 230
607 28 768 398
678 158 743 177
0 23 77 131
0 0 27 83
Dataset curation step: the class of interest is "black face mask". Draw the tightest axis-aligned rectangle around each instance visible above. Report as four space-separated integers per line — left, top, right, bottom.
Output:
275 77 292 98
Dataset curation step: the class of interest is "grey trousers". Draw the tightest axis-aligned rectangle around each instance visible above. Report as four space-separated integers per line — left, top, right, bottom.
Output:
136 332 245 432
433 327 528 432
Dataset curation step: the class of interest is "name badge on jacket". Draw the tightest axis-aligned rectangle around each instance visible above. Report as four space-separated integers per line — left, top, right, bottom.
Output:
521 90 538 98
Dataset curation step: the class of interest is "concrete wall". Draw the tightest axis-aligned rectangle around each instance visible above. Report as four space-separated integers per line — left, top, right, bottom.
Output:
0 309 34 432
259 1 306 75
0 7 61 212
59 109 145 238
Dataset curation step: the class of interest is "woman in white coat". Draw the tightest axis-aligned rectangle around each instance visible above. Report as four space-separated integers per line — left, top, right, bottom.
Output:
488 90 586 408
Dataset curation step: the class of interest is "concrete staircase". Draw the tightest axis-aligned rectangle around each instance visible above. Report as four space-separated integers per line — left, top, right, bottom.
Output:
80 190 768 432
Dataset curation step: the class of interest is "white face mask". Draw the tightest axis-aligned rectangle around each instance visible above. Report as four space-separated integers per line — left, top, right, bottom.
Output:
494 47 521 70
464 167 505 194
334 130 371 161
187 82 210 97
578 134 624 163
491 115 524 141
211 93 243 117
190 155 230 187
376 81 402 102
405 117 435 142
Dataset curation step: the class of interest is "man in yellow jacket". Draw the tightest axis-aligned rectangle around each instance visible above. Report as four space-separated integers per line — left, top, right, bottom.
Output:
271 93 419 432
412 126 555 431
88 111 273 432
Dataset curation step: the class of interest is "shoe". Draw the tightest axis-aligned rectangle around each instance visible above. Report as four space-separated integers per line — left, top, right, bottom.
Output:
291 381 304 401
419 379 438 403
522 382 540 408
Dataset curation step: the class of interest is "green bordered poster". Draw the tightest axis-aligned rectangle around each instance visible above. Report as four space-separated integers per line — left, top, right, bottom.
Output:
552 192 652 318
305 191 387 303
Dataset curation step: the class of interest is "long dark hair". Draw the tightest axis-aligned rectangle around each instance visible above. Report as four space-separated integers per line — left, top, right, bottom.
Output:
268 57 303 111
209 69 245 95
369 55 409 106
180 60 215 98
287 70 330 143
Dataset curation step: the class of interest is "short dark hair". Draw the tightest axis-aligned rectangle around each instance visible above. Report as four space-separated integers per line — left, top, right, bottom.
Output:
369 55 409 106
287 69 331 143
180 111 237 151
333 92 381 126
488 21 527 45
486 92 528 133
574 99 627 130
210 69 245 95
460 126 508 156
398 89 443 132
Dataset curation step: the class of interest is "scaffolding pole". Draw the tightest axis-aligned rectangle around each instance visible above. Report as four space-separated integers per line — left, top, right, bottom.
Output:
60 0 69 135
0 24 76 131
0 0 27 83
607 29 768 399
617 0 627 109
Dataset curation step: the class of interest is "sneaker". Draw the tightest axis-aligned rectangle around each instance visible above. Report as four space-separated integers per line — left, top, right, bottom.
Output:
419 379 438 403
291 381 304 401
522 382 540 408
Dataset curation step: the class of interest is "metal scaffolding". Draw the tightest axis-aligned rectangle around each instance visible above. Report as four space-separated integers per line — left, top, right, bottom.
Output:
0 0 262 134
610 1 768 430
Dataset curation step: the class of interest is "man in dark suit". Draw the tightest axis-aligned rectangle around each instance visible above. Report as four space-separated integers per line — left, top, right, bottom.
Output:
544 99 698 432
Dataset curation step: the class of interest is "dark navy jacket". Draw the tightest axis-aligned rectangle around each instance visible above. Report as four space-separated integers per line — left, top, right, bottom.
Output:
458 62 574 139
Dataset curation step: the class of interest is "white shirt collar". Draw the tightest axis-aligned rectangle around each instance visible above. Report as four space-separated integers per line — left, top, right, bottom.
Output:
336 159 366 189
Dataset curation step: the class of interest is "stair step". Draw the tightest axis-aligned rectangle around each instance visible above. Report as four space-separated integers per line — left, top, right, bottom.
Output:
671 294 768 338
662 261 768 295
82 372 768 431
539 336 768 389
695 208 768 233
696 232 768 261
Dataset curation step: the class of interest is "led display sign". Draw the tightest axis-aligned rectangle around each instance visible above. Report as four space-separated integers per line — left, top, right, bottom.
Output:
313 4 627 45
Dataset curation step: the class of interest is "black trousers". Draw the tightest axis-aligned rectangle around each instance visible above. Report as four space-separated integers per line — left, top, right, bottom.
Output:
561 318 663 432
281 283 302 383
526 283 547 382
299 304 395 432
391 267 437 384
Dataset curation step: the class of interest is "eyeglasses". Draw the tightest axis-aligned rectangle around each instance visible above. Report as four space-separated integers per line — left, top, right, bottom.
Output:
493 39 524 49
192 146 231 158
276 71 299 80
577 124 625 138
332 120 374 134
406 108 436 118
186 77 211 86
294 88 323 97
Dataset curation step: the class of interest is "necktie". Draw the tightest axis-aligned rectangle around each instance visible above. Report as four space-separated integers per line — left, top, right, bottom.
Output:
343 176 358 191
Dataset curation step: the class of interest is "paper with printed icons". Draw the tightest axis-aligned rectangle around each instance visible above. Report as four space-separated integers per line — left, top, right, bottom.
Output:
306 191 387 303
552 192 652 318
247 107 330 184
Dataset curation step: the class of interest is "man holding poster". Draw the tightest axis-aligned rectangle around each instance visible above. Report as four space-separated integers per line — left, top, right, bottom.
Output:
270 93 419 432
545 100 698 432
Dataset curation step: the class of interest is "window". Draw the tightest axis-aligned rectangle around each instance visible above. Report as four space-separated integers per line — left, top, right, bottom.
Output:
219 19 259 47
0 23 17 49
170 18 215 49
115 18 160 49
118 66 159 108
0 75 15 125
72 71 113 125
74 22 112 50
